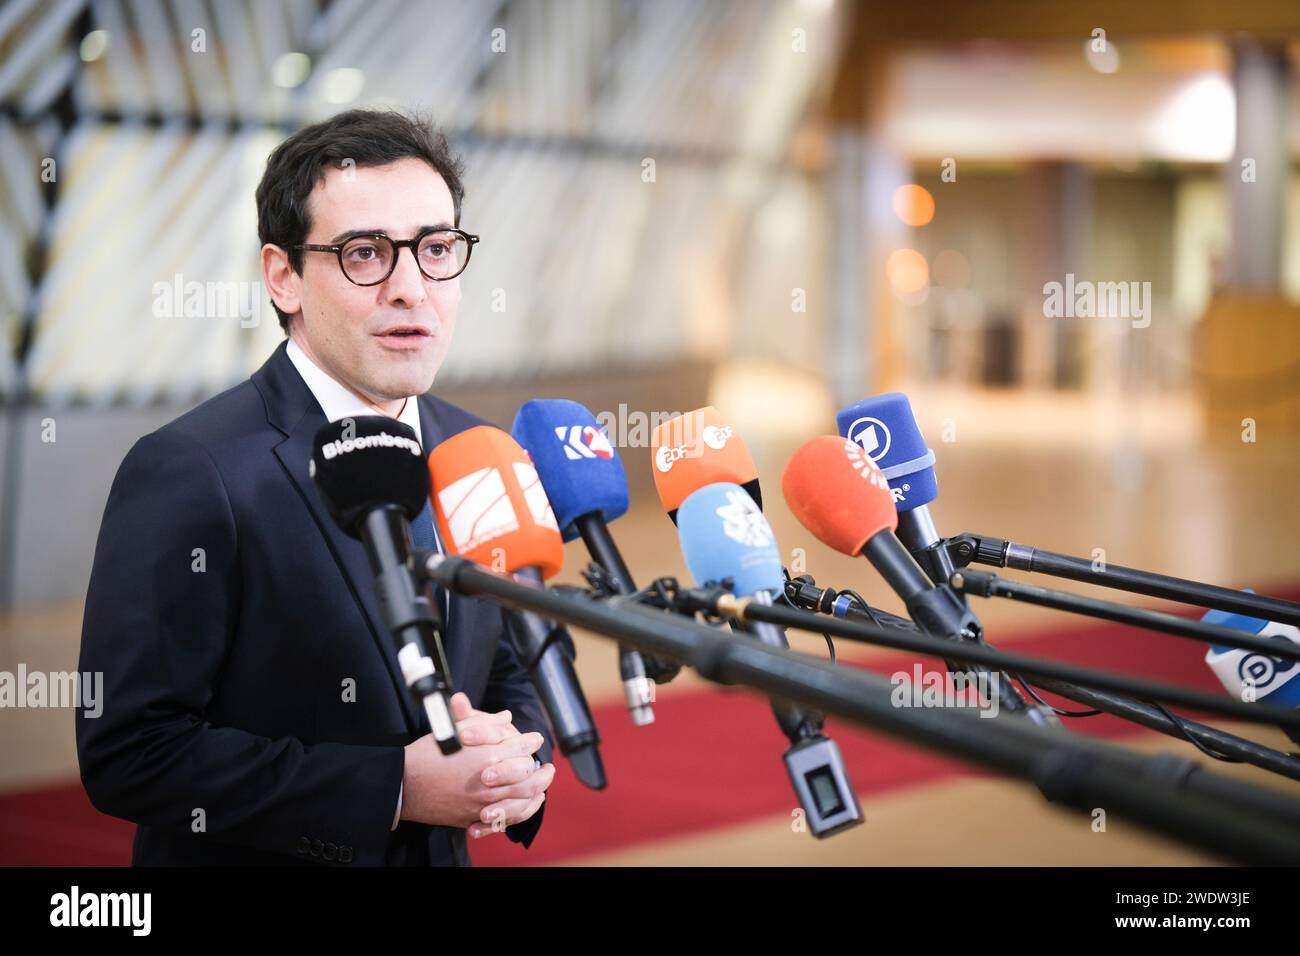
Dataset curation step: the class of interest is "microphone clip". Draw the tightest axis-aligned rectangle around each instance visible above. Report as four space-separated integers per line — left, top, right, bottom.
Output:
612 574 733 625
579 561 623 600
679 580 736 624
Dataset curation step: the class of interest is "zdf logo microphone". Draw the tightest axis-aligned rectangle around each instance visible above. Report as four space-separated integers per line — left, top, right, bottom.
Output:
654 423 734 473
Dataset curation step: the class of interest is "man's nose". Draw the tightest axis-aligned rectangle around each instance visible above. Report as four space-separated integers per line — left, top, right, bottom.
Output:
382 245 428 308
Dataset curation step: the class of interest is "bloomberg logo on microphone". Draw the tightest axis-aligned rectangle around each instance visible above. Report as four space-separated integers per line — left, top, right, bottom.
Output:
654 424 734 473
319 431 423 461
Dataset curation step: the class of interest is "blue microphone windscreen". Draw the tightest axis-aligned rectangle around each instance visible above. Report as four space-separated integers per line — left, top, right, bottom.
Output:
1203 596 1300 709
1201 595 1268 654
676 482 784 597
1201 606 1268 650
836 392 937 512
511 399 628 542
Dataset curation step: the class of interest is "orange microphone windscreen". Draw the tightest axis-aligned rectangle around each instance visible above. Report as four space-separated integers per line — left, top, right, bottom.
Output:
782 435 898 556
427 425 564 580
650 406 758 514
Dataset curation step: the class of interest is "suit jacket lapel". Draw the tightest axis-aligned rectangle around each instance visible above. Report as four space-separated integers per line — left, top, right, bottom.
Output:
254 343 423 735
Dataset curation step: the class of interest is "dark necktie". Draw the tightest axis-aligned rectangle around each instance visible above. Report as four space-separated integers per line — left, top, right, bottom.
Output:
409 499 451 629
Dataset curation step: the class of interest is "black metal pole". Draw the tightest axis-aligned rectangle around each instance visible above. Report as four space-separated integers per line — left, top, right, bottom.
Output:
420 553 1300 865
782 577 1300 781
702 586 1300 733
955 533 1300 628
1026 673 1300 781
952 569 1300 664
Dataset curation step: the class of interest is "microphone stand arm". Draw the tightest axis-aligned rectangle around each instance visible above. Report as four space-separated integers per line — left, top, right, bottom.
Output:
945 532 1300 628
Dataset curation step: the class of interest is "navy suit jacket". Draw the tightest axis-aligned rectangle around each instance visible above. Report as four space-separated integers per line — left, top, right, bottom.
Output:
76 341 553 865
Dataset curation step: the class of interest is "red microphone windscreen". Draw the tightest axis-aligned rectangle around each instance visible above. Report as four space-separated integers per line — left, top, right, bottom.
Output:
427 425 564 579
650 406 757 514
781 435 898 555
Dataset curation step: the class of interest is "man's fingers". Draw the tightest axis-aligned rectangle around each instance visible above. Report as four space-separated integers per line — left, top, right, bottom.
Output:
488 731 544 763
480 754 536 787
475 775 550 807
456 715 518 746
449 692 474 722
450 693 513 725
482 758 554 792
467 707 513 723
503 790 546 825
470 791 546 838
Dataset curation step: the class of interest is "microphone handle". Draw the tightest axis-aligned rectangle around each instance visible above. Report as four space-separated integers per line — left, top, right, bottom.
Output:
574 513 636 591
743 591 823 742
953 569 1300 665
896 505 956 585
359 506 459 753
861 530 1038 718
505 568 606 790
574 513 681 685
861 530 968 637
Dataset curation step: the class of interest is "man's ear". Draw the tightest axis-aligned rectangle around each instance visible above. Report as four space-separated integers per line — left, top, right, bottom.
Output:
261 243 302 319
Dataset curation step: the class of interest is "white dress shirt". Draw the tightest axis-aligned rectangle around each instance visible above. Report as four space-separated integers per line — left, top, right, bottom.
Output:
286 335 423 437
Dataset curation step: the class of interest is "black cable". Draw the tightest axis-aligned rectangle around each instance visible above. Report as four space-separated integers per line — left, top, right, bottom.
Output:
838 588 898 632
775 586 837 663
796 627 839 664
1021 677 1266 764
1143 699 1244 763
1017 677 1104 717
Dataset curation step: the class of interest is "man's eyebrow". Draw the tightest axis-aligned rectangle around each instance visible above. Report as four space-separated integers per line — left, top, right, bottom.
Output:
327 223 455 243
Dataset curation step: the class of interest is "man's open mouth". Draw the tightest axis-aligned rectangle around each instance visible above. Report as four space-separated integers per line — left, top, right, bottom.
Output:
378 327 431 338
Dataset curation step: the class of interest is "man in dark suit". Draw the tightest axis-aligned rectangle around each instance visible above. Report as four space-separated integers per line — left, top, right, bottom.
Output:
76 109 555 866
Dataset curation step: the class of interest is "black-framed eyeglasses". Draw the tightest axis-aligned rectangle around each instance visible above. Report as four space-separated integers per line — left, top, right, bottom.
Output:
294 227 480 286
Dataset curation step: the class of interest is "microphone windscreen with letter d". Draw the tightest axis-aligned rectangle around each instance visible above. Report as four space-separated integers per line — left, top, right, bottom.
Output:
650 406 761 520
1203 603 1300 745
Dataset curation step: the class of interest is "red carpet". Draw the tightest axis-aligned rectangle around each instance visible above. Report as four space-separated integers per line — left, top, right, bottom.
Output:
0 598 1286 866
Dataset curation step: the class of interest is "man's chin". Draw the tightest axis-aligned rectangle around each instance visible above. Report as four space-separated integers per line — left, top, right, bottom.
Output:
362 341 444 400
368 366 437 401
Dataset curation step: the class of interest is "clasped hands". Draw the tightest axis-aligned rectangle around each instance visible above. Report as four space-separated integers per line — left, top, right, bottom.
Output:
401 692 555 838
